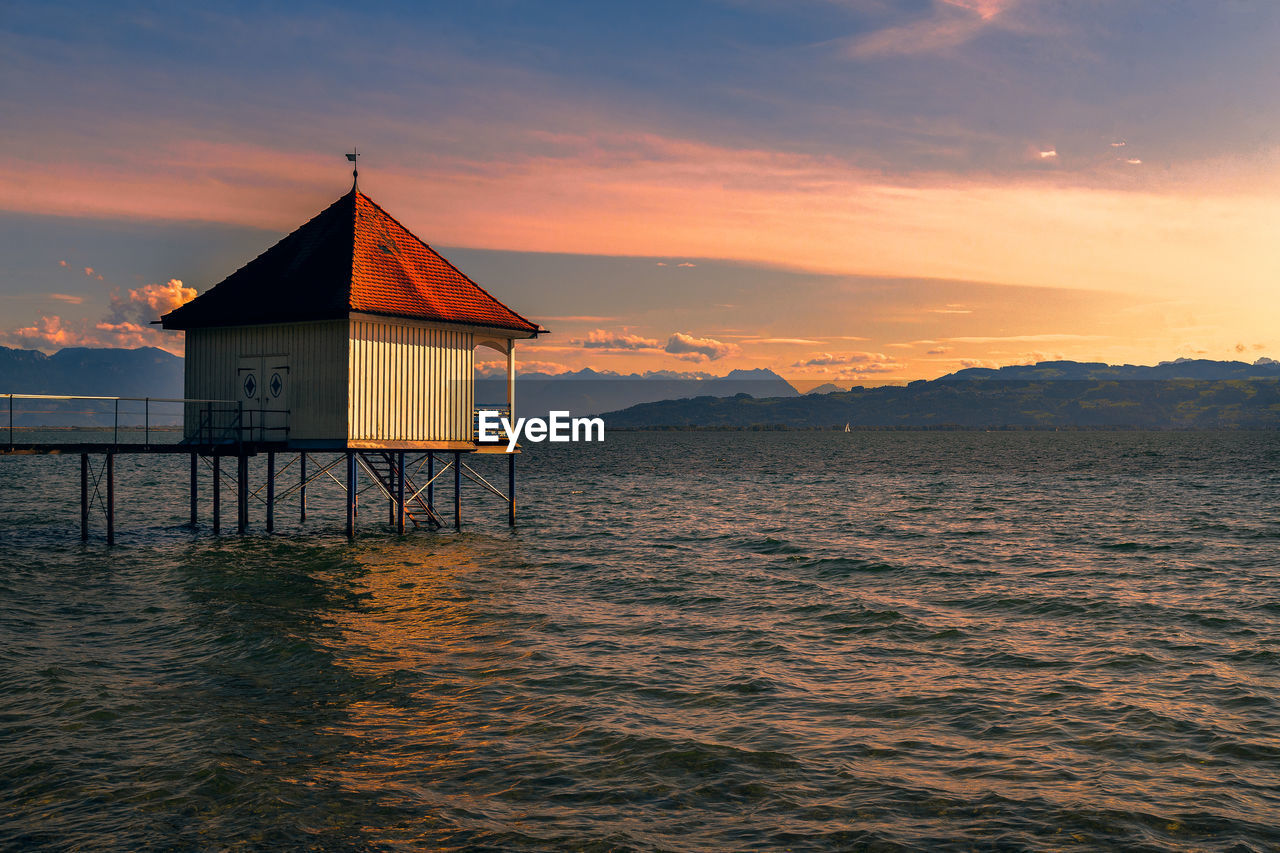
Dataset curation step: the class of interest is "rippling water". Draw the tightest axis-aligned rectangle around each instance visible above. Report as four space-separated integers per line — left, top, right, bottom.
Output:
2 431 1279 851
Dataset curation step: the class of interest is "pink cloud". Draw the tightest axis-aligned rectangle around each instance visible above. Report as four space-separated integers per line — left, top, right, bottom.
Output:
50 293 84 304
940 0 1014 20
845 0 1018 59
3 129 1279 315
664 332 739 361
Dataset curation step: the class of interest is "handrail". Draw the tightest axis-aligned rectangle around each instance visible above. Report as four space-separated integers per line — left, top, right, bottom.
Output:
5 393 290 450
2 393 239 403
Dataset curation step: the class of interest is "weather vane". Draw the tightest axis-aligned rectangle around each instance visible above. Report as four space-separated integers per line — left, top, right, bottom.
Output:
346 147 359 188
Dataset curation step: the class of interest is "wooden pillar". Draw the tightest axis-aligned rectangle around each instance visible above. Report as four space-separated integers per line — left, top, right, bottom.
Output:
80 453 89 542
212 454 221 534
387 454 396 525
237 451 248 535
396 451 406 535
266 451 275 533
508 451 516 527
105 452 115 546
299 453 307 523
426 452 434 513
346 451 355 539
507 343 516 418
453 451 462 530
189 452 198 528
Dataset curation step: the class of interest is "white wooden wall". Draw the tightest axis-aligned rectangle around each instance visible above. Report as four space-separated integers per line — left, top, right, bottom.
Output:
347 318 474 442
184 317 500 443
183 320 348 441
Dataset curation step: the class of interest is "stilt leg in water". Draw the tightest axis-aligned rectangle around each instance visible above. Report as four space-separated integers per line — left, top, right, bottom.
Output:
454 451 462 530
106 452 115 546
80 453 89 541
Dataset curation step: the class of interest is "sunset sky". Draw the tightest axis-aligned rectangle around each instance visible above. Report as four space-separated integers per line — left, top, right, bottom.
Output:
4 1 1280 383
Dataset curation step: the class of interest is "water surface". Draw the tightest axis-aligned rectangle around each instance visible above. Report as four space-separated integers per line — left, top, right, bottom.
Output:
2 431 1278 850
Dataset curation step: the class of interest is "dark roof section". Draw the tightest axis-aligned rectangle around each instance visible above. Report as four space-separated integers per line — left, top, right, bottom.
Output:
161 189 544 334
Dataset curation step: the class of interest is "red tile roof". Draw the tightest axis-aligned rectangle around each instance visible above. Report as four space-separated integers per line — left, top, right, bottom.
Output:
161 189 544 335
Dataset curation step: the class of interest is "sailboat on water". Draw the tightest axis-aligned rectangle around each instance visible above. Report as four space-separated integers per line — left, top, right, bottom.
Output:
843 423 850 432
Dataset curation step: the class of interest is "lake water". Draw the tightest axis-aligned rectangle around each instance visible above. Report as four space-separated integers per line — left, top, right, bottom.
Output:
2 431 1279 851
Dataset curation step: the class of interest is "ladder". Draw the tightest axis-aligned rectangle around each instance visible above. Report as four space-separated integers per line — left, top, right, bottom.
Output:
356 452 444 529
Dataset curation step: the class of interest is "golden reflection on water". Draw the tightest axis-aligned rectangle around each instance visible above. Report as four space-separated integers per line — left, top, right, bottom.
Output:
309 539 549 837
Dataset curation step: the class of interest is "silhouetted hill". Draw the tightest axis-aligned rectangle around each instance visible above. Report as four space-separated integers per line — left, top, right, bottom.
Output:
805 382 847 395
938 358 1280 382
604 359 1280 429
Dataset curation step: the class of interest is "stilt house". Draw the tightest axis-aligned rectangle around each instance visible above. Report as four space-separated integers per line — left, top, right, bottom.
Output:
160 187 545 448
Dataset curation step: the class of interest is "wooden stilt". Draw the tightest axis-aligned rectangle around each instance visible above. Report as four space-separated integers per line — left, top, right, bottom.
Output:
299 453 307 523
387 453 396 525
237 451 248 535
508 451 516 527
189 452 198 528
212 455 221 534
396 451 405 535
106 452 115 546
266 451 275 533
454 451 462 530
80 453 89 541
346 451 355 539
426 452 434 514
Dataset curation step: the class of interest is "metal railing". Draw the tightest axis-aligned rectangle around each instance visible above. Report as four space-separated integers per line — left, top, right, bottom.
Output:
4 394 290 449
188 402 291 445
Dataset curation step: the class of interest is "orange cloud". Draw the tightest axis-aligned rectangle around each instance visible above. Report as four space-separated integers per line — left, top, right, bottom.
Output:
108 278 196 326
5 132 1280 352
664 332 739 361
5 315 95 350
475 358 570 377
792 351 896 368
573 328 661 350
3 279 195 355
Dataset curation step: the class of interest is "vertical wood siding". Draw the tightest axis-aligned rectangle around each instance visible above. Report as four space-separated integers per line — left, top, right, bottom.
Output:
183 321 347 441
347 319 474 441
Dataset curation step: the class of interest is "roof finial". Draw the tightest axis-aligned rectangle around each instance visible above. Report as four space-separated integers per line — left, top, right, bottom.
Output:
346 147 359 190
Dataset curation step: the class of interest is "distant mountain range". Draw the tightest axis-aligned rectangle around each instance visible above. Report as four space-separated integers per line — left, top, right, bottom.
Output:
0 346 798 422
476 367 798 416
0 346 184 398
10 348 1280 430
604 359 1280 430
